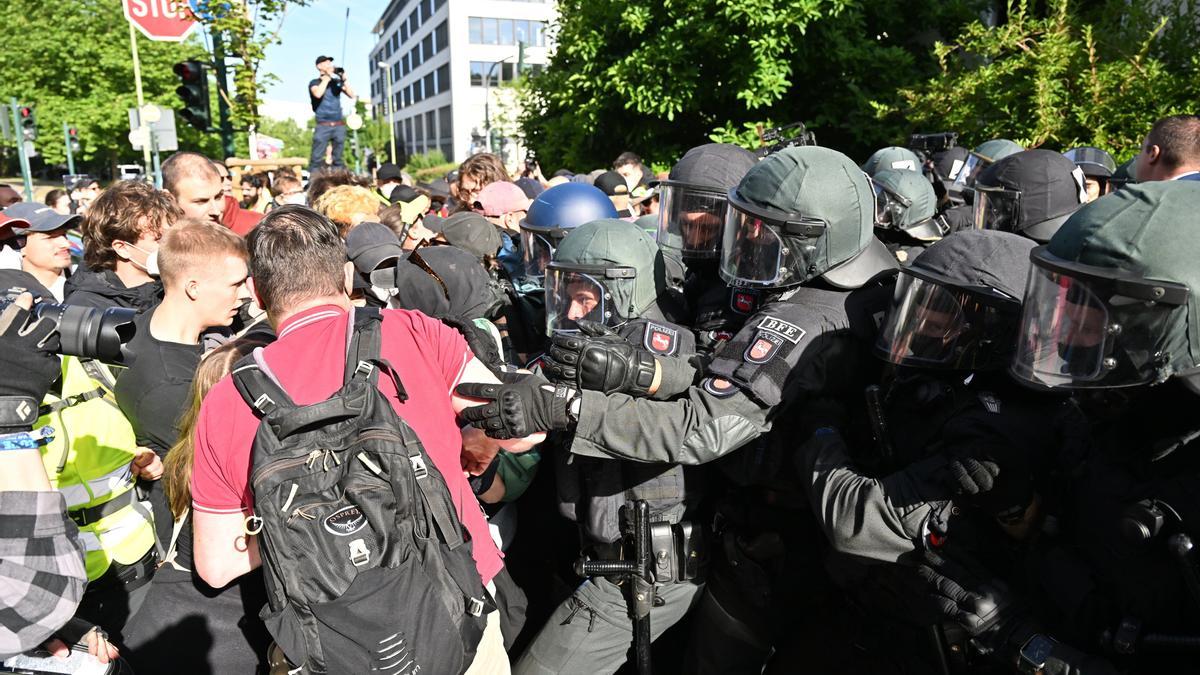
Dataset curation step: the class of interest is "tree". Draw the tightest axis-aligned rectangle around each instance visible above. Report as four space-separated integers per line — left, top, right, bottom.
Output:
520 0 983 171
0 0 222 176
891 0 1200 160
255 116 311 158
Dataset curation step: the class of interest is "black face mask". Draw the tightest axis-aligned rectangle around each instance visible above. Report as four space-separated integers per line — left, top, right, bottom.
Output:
1057 341 1103 377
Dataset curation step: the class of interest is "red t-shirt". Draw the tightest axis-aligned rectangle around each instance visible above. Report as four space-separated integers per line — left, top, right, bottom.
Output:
190 305 503 583
221 195 263 236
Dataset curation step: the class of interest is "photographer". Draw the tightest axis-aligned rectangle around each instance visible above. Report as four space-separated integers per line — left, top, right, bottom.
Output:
308 56 355 174
115 219 250 547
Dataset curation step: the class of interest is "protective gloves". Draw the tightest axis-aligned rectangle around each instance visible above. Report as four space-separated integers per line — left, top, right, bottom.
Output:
542 319 658 397
456 375 577 439
0 294 61 433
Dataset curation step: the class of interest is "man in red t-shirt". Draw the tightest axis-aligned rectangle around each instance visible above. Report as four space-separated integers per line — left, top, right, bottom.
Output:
190 205 541 672
161 152 263 236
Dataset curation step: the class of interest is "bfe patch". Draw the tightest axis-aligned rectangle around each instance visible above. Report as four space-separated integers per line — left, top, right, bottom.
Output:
643 322 679 356
756 316 807 344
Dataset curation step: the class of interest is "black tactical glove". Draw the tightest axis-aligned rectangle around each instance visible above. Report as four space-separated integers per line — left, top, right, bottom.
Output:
456 376 577 439
0 294 61 433
943 452 1001 496
542 319 658 397
916 550 1024 646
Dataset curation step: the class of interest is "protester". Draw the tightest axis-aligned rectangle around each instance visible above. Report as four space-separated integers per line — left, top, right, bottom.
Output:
375 162 406 201
239 172 266 211
593 170 634 218
213 161 234 197
313 183 380 235
455 152 509 212
378 196 439 251
66 179 179 310
0 185 22 208
44 189 72 216
268 171 306 210
161 152 263 236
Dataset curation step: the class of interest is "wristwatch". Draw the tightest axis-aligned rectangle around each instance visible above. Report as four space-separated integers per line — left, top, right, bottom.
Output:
1018 634 1057 674
567 393 583 423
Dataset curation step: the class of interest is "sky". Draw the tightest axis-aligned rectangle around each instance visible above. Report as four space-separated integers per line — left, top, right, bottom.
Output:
250 0 382 128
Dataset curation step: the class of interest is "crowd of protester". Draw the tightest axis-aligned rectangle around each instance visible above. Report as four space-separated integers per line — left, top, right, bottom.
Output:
1 113 1200 675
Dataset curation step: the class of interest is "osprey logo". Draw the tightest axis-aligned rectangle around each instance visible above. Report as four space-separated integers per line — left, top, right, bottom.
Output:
744 332 784 364
756 316 806 344
324 506 369 537
643 322 679 356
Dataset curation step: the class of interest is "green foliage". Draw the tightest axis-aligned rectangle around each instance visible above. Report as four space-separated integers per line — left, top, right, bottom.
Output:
893 0 1200 160
0 0 223 174
255 117 310 158
520 0 983 171
405 150 449 172
409 162 458 184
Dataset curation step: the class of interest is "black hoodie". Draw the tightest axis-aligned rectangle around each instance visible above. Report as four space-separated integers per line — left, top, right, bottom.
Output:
63 268 162 312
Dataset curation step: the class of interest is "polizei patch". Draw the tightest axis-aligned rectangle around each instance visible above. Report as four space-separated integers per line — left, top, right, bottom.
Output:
744 332 785 364
643 322 679 356
323 505 368 537
730 289 760 315
756 316 807 344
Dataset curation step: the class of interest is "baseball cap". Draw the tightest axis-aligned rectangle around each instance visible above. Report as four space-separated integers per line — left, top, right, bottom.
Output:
3 202 80 234
345 222 404 276
388 185 432 224
594 171 630 196
0 212 31 241
475 181 532 217
377 163 403 182
315 55 334 65
515 176 544 199
435 211 503 259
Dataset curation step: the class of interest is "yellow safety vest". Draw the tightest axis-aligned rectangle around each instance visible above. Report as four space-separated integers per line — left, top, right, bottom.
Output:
37 357 156 581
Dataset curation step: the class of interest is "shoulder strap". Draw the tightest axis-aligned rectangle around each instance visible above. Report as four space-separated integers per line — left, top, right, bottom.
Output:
344 306 408 402
231 348 296 417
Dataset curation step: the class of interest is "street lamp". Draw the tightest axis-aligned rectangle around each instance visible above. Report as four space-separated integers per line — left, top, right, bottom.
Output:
377 60 397 163
484 55 514 154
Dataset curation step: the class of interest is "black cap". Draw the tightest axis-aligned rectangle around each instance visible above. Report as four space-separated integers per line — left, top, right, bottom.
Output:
389 184 422 204
435 211 502 259
666 143 758 191
377 163 403 182
315 55 333 65
345 222 404 275
3 202 81 233
425 179 451 199
593 171 629 196
975 149 1085 243
515 176 544 199
932 146 970 182
410 246 508 321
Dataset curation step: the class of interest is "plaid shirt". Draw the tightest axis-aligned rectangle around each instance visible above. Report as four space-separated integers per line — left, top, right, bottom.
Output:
0 491 87 660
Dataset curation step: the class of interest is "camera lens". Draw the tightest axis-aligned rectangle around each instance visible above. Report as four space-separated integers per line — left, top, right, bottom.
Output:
33 302 138 366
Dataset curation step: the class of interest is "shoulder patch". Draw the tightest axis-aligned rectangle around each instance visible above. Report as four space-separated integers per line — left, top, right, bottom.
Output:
702 376 738 398
730 289 760 315
978 392 1001 414
643 322 679 356
744 331 785 365
756 316 807 344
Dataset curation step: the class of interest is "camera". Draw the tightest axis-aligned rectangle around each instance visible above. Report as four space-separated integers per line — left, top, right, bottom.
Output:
333 67 345 77
524 151 538 173
0 293 138 367
908 132 959 158
757 121 818 158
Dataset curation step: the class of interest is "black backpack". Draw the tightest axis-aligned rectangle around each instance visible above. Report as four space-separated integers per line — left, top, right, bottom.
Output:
232 307 491 674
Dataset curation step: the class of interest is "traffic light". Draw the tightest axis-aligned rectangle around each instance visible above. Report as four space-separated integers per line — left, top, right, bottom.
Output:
68 127 81 154
18 106 36 141
173 60 211 131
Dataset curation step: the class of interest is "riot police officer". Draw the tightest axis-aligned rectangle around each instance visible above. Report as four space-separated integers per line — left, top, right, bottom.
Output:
871 167 946 265
862 145 923 176
1063 146 1118 201
942 138 1026 231
973 149 1087 243
515 218 704 674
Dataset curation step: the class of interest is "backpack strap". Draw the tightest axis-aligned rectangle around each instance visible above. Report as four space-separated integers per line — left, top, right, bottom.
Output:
232 348 296 417
344 307 408 402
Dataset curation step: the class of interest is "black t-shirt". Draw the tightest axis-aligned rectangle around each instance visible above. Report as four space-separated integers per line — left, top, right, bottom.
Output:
114 307 204 457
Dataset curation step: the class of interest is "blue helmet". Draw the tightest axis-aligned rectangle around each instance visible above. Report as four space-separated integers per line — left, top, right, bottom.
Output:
520 183 618 278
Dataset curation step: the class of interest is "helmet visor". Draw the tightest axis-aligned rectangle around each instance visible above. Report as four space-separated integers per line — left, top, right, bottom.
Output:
720 196 827 288
1011 255 1189 389
952 152 988 188
974 186 1022 232
876 270 1021 369
871 179 912 229
521 229 555 279
657 182 728 258
545 267 610 335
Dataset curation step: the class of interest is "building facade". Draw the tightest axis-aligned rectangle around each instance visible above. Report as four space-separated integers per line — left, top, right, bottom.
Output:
369 0 556 165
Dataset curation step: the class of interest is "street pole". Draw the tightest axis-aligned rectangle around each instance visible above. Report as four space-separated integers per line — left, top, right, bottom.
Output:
379 61 396 163
151 129 162 189
62 122 76 175
8 100 33 201
211 31 236 160
128 22 153 180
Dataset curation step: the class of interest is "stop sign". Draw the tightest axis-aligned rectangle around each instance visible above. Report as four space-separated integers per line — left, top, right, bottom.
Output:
123 0 198 42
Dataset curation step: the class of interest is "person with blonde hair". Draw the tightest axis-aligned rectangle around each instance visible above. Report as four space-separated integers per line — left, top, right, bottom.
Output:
312 183 379 235
122 336 274 674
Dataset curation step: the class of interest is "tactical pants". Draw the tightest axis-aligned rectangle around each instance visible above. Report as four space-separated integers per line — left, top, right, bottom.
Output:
514 577 703 675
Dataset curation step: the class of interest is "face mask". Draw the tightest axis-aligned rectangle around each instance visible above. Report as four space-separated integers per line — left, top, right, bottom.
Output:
120 242 159 278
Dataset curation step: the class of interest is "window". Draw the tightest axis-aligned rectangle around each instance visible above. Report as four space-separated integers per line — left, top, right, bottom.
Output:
392 62 400 82
435 21 448 52
422 34 433 60
424 0 434 18
532 21 544 47
434 0 445 9
439 106 452 144
482 17 498 44
499 18 514 45
441 142 454 161
415 116 424 142
403 86 411 107
514 20 530 45
437 64 450 92
424 73 435 99
411 45 422 68
405 118 413 146
470 61 485 87
402 53 409 77
426 110 437 141
408 10 418 35
401 23 408 43
469 17 482 44
416 79 425 102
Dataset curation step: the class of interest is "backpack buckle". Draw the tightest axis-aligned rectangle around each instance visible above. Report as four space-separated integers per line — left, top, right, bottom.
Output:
253 393 276 414
354 360 375 379
348 538 370 567
409 455 428 479
466 596 485 617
